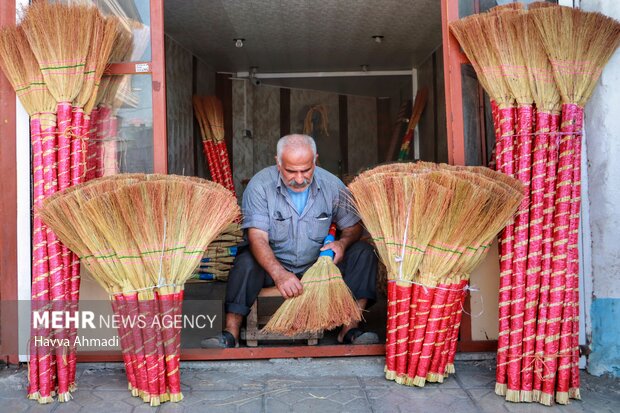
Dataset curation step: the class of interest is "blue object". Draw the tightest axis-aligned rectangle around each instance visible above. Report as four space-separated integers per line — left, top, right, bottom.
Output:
319 232 335 259
198 273 216 281
286 186 310 214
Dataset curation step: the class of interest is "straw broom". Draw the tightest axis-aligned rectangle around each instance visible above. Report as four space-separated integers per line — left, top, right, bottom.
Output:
450 14 518 397
262 224 362 335
487 10 535 402
533 7 620 405
434 167 523 380
513 11 563 403
349 170 452 382
40 176 239 405
204 96 235 193
396 88 428 161
38 176 145 398
0 25 51 403
406 171 492 387
22 5 96 400
193 95 223 183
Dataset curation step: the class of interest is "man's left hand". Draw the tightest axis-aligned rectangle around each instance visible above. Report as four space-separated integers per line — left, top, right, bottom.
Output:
320 240 345 265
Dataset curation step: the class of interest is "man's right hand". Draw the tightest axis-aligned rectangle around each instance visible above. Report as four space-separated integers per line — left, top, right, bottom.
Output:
272 270 303 299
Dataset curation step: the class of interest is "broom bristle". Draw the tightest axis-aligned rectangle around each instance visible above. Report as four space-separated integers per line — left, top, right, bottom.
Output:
493 11 533 106
489 3 524 13
0 26 34 114
84 16 120 114
532 6 620 106
515 13 562 113
22 2 97 102
264 256 361 335
450 15 513 108
204 96 225 143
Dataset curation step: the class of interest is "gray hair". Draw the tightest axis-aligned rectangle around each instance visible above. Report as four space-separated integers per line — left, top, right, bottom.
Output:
276 134 317 164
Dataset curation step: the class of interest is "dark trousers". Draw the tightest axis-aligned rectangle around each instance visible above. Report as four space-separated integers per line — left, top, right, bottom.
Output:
225 241 378 316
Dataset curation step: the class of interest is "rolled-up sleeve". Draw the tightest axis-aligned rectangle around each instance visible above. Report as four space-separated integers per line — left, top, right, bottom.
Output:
241 180 270 232
333 183 360 230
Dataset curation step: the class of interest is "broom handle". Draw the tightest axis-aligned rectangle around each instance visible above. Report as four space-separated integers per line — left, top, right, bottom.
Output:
318 224 338 258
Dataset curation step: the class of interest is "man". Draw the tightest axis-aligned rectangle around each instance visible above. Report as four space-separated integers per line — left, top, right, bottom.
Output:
202 134 378 348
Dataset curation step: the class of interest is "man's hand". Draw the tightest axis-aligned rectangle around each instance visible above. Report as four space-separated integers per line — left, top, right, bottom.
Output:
320 240 346 264
272 269 303 299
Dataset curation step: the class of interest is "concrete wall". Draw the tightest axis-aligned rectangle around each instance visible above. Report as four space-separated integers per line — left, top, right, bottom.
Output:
581 0 620 377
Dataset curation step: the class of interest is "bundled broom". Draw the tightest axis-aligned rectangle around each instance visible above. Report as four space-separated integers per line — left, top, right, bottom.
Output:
450 3 620 405
530 5 620 405
348 167 453 382
39 174 240 405
193 95 224 185
193 223 242 281
0 24 59 404
262 224 362 335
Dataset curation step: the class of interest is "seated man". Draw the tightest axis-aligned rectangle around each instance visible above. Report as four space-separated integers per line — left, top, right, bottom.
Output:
202 134 379 348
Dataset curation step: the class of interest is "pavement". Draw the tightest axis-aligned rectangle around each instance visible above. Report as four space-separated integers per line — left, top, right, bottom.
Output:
0 356 618 413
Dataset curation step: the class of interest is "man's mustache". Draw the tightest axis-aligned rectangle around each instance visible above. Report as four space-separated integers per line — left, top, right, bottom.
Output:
288 179 310 188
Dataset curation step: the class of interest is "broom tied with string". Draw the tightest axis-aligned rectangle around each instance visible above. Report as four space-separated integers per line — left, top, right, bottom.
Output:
450 16 518 396
348 168 452 382
0 25 53 403
263 223 362 335
193 95 223 183
486 10 537 402
204 96 235 193
532 6 620 404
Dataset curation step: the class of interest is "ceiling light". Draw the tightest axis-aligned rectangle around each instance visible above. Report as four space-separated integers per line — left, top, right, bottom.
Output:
372 35 384 44
234 38 245 48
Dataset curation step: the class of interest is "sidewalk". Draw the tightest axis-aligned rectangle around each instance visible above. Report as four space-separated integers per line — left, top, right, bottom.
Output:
0 356 618 412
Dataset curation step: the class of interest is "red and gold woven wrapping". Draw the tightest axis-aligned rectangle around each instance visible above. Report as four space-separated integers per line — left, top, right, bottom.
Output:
520 110 550 394
495 106 516 391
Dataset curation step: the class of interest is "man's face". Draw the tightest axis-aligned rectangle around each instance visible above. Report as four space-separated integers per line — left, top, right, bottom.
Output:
276 146 317 192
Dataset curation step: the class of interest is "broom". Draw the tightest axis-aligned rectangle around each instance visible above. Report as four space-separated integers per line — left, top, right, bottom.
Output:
193 95 223 183
532 6 620 405
450 14 518 398
397 88 428 161
406 171 493 387
514 10 563 403
349 170 452 382
262 224 362 335
427 167 523 382
40 175 239 404
204 96 235 193
0 25 54 403
22 5 96 400
487 10 535 402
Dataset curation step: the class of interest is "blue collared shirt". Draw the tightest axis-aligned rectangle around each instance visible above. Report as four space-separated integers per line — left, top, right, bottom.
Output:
241 165 360 273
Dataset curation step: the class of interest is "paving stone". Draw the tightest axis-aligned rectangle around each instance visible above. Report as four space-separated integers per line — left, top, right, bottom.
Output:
289 397 344 413
0 398 31 412
236 397 264 413
159 402 186 413
265 396 293 413
323 389 365 405
52 402 82 413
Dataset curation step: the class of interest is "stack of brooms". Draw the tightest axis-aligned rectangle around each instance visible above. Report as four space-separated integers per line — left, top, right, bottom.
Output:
348 162 522 387
450 2 620 405
38 174 239 406
193 95 235 193
192 223 243 281
0 1 141 403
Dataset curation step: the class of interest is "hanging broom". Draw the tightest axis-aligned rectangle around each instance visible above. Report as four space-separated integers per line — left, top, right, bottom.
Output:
532 6 620 405
262 224 362 335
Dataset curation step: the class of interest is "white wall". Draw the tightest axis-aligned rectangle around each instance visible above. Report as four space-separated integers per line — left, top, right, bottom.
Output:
580 0 620 376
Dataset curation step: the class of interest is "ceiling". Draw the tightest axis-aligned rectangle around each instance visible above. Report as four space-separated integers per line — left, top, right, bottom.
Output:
164 0 442 74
